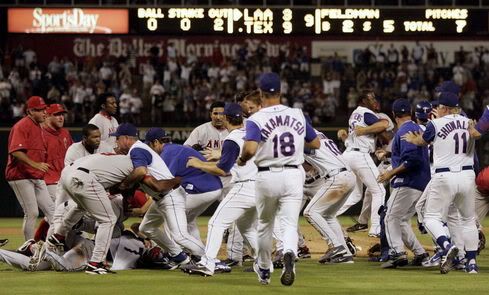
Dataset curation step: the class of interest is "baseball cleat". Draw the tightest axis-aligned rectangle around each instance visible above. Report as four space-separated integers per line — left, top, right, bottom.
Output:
280 252 296 286
319 245 348 264
0 239 8 247
345 237 357 257
253 262 271 285
328 253 354 264
222 258 241 267
423 250 443 267
168 251 191 270
273 250 284 269
28 241 45 271
440 244 459 274
411 252 430 266
214 261 232 274
466 263 479 274
346 223 368 233
297 245 311 259
183 263 214 276
16 239 36 256
242 254 254 262
453 257 467 271
85 262 116 275
381 252 408 269
46 234 66 255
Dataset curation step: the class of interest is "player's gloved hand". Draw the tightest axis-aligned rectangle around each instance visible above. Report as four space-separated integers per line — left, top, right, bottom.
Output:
417 220 428 234
32 161 50 173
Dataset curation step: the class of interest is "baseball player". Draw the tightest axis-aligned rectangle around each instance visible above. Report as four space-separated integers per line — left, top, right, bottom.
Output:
238 72 320 286
341 90 389 237
114 124 203 261
184 102 247 264
378 99 430 269
32 104 73 242
147 128 223 242
182 103 258 276
302 127 356 264
403 92 479 274
45 152 142 274
6 96 54 242
64 124 115 166
88 93 119 148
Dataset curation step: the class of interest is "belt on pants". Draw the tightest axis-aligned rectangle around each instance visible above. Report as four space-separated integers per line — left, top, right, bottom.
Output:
257 165 298 172
77 167 90 174
346 147 370 153
434 165 473 174
325 168 348 179
233 179 255 184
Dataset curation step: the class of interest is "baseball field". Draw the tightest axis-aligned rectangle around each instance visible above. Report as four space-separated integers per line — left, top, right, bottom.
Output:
1 216 488 295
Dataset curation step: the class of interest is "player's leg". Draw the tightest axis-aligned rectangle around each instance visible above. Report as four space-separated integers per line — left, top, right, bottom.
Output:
198 183 255 274
139 201 183 256
453 172 478 272
474 188 489 226
226 222 245 264
185 189 222 241
46 184 57 203
33 179 55 224
355 154 386 236
8 179 40 240
400 206 427 258
336 176 363 216
358 190 372 225
447 204 466 267
48 181 72 238
423 176 453 246
161 188 206 257
0 249 33 270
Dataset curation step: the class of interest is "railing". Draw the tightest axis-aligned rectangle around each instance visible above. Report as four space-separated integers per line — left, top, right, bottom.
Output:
1 0 489 8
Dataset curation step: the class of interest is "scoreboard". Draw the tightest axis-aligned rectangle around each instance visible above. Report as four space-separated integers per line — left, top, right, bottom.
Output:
133 8 488 36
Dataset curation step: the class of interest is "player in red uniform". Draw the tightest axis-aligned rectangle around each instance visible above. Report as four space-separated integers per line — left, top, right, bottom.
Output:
34 104 73 241
5 96 54 242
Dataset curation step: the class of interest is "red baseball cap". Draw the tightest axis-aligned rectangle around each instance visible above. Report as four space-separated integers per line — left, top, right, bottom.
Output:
46 104 67 115
26 96 47 110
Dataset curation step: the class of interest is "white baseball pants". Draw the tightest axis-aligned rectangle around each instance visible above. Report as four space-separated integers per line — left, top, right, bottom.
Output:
185 189 222 241
8 179 54 241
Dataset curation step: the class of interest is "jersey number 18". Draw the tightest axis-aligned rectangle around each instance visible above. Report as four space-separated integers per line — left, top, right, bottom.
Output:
273 132 295 158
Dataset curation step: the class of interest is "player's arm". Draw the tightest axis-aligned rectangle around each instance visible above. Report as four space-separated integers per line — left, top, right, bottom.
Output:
337 129 348 143
469 120 482 139
187 139 238 176
11 151 50 173
120 148 153 190
401 120 435 147
355 117 389 136
304 120 320 149
141 174 181 192
238 120 260 166
470 107 489 139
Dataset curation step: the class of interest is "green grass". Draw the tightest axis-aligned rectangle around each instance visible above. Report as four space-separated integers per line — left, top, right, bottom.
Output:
1 217 489 295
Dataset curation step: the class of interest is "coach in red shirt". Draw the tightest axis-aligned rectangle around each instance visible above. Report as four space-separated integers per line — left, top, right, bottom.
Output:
6 96 55 242
42 104 73 199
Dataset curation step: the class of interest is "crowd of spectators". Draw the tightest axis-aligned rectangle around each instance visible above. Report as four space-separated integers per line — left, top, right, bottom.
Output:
1 41 488 127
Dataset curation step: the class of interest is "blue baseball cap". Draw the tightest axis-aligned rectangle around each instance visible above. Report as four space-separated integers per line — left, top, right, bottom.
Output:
435 81 460 96
145 127 169 143
392 98 411 114
438 92 460 107
223 103 243 117
109 123 138 137
415 100 432 120
259 72 281 93
431 100 439 108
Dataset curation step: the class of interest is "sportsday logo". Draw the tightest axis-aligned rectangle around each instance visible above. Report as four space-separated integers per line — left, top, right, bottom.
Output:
8 8 129 34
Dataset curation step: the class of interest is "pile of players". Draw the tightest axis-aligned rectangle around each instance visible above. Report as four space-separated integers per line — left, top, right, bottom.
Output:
1 73 489 286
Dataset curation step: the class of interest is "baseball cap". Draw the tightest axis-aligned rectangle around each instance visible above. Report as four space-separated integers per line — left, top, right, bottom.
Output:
431 100 439 108
223 103 243 117
144 127 169 143
438 92 460 107
415 100 432 120
46 104 67 115
259 72 281 93
109 123 139 137
435 81 460 95
26 96 47 110
392 98 411 114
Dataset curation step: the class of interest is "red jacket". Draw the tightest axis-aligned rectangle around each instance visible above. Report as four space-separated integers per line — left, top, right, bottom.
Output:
5 116 47 180
43 126 73 185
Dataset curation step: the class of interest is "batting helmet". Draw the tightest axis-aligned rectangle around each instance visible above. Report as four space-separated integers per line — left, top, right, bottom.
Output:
415 100 432 120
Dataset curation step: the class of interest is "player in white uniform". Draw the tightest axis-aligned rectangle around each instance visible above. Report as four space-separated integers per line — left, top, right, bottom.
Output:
45 153 137 275
403 92 479 274
303 129 356 264
182 103 258 276
113 124 204 261
184 102 246 264
238 72 320 286
341 90 389 236
88 93 119 149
